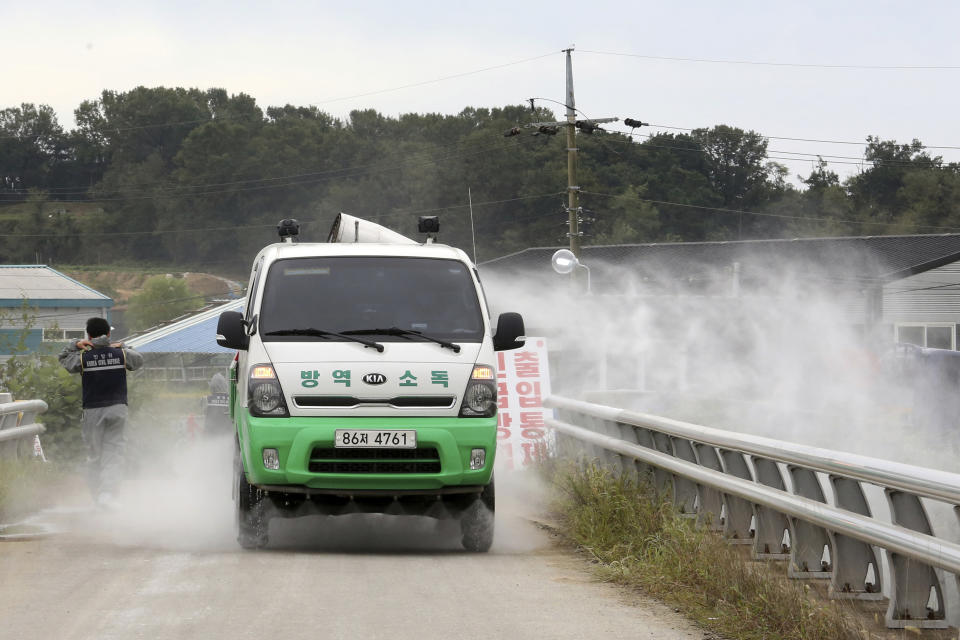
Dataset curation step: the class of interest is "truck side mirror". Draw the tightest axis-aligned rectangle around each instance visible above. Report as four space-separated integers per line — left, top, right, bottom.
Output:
216 311 249 350
493 312 525 351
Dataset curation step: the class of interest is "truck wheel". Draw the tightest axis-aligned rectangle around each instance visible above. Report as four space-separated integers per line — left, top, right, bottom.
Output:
460 478 495 552
234 447 268 549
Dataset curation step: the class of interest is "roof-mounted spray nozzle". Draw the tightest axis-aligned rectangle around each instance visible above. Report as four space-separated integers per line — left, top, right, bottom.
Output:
278 219 300 243
327 213 417 244
418 216 439 244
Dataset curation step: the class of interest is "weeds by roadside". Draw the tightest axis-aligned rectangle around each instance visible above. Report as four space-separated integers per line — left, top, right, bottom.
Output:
549 462 867 640
0 458 71 523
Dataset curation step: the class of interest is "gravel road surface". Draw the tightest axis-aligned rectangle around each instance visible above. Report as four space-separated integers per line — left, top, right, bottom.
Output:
0 499 708 640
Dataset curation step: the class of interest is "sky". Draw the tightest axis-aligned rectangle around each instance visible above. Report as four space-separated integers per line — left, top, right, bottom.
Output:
3 0 960 182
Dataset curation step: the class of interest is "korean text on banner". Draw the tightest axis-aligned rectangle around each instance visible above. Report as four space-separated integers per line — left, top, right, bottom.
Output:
495 337 552 470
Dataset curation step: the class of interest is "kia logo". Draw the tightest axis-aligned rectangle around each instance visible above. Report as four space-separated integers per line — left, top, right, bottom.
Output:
362 373 387 385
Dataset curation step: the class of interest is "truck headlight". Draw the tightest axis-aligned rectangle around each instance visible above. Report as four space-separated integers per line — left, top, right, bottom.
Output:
248 364 289 417
262 448 280 470
458 365 497 418
470 448 486 470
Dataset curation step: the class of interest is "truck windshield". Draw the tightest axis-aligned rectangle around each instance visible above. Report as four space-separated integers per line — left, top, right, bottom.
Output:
259 257 485 342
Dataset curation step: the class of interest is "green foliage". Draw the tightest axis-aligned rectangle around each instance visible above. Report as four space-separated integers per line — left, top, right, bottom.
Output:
0 103 66 196
551 463 866 640
0 310 84 462
126 275 195 330
3 87 960 267
0 355 83 462
0 457 70 522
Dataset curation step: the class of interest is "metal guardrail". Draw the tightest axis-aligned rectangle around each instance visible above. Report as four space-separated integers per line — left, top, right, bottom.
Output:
0 399 48 456
545 395 960 630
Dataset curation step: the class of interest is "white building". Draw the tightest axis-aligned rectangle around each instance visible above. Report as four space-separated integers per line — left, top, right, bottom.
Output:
0 265 113 357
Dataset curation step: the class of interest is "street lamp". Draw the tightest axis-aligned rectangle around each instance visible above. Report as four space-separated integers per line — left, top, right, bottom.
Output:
551 249 591 294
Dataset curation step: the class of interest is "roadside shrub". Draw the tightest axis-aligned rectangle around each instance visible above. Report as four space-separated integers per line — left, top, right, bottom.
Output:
551 463 866 640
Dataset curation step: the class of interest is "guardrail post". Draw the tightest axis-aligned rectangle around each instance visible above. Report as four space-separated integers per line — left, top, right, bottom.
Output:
0 414 16 457
669 437 699 515
615 422 648 482
651 432 676 497
827 476 883 600
786 466 832 579
553 408 585 465
557 408 599 465
718 449 755 543
627 425 657 483
0 392 16 458
544 394 960 617
956 506 960 601
751 457 791 559
692 443 724 530
591 415 623 472
0 397 48 460
884 490 947 628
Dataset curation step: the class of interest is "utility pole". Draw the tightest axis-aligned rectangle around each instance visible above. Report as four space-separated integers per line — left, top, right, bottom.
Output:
526 48 618 260
564 48 581 259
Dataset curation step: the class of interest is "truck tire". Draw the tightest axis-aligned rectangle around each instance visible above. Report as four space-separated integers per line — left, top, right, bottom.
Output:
234 446 268 549
460 478 495 552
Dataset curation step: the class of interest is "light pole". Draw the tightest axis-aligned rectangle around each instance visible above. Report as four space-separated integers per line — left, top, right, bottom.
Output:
551 248 591 294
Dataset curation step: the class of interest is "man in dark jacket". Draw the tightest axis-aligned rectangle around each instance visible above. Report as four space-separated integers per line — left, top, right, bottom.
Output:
58 317 143 509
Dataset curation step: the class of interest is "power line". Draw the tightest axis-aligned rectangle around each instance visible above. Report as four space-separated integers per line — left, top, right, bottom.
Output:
579 189 960 233
5 118 956 203
311 52 557 104
0 134 521 197
0 52 559 141
643 123 960 151
0 51 556 140
0 136 516 197
0 136 532 203
0 221 278 238
594 127 959 169
0 191 564 238
361 191 565 221
579 49 960 71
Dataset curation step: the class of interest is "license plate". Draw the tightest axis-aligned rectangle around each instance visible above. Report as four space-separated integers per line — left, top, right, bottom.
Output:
335 429 417 448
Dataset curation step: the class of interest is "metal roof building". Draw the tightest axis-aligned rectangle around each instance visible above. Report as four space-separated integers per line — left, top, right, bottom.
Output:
121 299 243 384
480 234 960 350
125 299 243 354
480 234 960 292
0 265 113 356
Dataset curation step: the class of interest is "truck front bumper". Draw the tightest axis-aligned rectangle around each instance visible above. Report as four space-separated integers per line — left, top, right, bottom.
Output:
239 413 496 491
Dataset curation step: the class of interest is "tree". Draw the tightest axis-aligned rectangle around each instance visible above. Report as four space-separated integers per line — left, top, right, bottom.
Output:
0 104 67 198
591 185 660 244
846 137 942 223
691 125 771 209
629 132 722 241
126 275 196 331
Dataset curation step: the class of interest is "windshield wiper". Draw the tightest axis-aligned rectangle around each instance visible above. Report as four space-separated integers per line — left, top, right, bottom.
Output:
264 328 384 353
342 327 461 353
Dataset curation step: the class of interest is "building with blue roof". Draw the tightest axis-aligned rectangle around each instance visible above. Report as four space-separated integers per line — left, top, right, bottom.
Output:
0 265 113 357
123 299 243 383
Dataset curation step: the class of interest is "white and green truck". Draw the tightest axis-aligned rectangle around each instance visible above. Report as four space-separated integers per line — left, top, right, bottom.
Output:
216 215 525 550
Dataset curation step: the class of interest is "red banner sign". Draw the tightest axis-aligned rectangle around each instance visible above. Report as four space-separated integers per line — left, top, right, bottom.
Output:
495 338 552 470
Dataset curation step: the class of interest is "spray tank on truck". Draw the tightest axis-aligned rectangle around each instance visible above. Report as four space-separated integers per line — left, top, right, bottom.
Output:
216 214 525 551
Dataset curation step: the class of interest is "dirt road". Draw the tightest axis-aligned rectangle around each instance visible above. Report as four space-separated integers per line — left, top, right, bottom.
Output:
0 493 707 640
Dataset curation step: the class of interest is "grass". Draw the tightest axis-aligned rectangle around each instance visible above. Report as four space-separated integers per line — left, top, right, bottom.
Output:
0 457 72 523
549 462 869 640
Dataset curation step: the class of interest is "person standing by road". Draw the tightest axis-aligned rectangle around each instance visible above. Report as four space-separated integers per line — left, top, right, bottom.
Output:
58 317 143 509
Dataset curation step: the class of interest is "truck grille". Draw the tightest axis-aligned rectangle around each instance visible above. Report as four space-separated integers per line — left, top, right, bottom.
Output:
294 396 455 409
308 447 441 474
